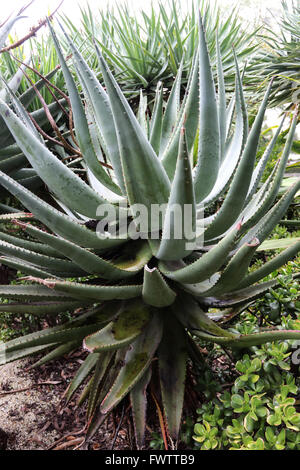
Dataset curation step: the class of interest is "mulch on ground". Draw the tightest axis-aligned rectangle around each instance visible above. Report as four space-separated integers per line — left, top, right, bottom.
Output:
0 352 135 450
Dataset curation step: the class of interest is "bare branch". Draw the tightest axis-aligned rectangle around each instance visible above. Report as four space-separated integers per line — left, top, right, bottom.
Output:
0 0 64 53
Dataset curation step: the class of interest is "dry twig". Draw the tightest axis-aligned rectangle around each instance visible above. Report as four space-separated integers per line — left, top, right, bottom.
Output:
0 1 65 54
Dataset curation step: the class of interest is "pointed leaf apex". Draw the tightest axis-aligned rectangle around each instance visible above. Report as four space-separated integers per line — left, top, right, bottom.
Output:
12 219 30 229
43 280 57 289
198 11 204 29
22 277 57 289
247 237 260 248
236 219 244 231
83 336 94 353
145 265 156 274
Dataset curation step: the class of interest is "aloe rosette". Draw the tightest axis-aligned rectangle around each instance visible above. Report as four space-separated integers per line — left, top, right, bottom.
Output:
0 16 299 447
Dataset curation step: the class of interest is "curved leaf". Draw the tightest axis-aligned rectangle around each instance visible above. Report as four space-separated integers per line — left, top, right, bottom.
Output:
100 312 163 414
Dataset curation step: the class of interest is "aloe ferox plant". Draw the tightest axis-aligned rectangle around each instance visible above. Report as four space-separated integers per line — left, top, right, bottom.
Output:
0 14 299 448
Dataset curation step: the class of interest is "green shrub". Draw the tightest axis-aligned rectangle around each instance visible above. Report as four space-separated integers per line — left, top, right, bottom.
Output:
193 352 300 450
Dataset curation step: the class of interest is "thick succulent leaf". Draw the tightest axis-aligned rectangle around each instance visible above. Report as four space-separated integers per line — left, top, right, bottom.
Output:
216 34 226 161
238 240 300 289
226 330 300 348
238 111 299 234
41 279 143 301
208 302 254 324
161 50 199 178
180 273 220 297
19 68 60 109
0 300 86 315
0 154 27 173
231 166 278 241
1 79 41 139
0 99 116 220
86 301 126 325
239 179 300 251
257 238 300 251
0 284 73 301
0 344 52 366
31 340 81 368
156 129 196 261
84 300 152 352
159 61 183 155
137 90 148 136
111 240 152 272
0 144 22 159
159 221 241 284
0 240 84 275
85 352 126 440
204 80 273 241
96 45 170 223
194 329 300 348
245 116 285 205
181 51 200 155
149 82 163 154
0 229 64 259
0 321 103 355
142 266 176 307
0 170 125 249
0 211 34 223
19 223 138 280
279 177 300 198
87 351 113 419
0 256 61 280
48 22 122 196
86 167 125 204
173 295 235 338
65 353 100 403
57 24 126 194
193 14 220 203
158 314 187 441
9 168 38 180
100 312 163 414
200 54 246 207
186 334 204 366
233 54 248 149
0 100 66 148
279 220 300 228
77 377 93 408
203 238 261 296
225 95 235 144
16 175 43 194
225 165 300 264
0 15 24 50
199 279 280 307
130 367 152 450
0 202 21 214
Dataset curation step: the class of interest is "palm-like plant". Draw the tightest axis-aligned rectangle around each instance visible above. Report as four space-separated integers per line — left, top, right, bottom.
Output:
0 34 66 112
0 1 66 112
0 16 299 448
252 0 300 108
61 0 258 98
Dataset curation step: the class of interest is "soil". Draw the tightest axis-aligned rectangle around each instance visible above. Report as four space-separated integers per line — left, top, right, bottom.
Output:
0 352 135 451
0 350 208 451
